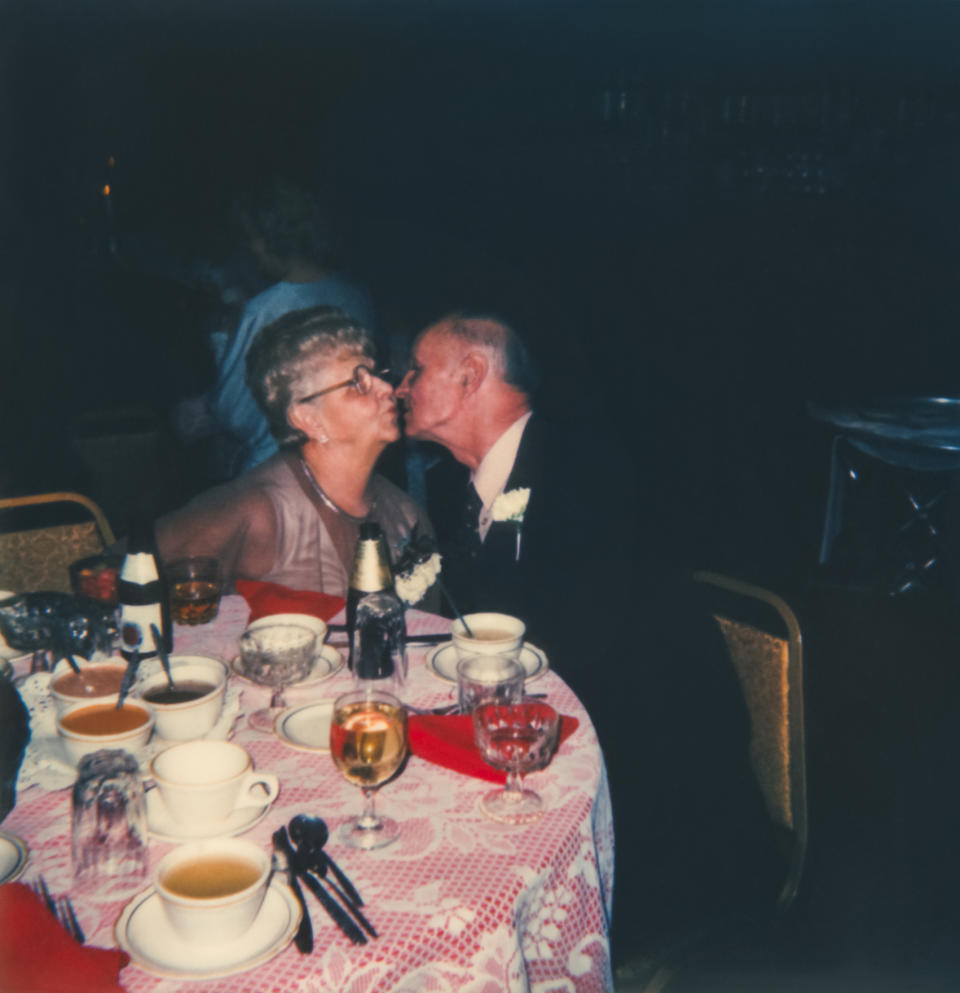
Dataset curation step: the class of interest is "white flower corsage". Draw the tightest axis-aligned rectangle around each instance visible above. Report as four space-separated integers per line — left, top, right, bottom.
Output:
394 552 442 607
491 487 531 561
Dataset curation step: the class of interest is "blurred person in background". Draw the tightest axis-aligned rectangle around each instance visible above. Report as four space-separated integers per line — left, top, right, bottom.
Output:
199 178 375 479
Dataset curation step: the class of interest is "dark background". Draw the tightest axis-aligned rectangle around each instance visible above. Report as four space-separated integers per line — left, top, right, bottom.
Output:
4 0 960 586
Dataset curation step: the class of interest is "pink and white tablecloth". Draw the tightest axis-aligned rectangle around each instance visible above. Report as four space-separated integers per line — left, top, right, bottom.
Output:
4 596 615 992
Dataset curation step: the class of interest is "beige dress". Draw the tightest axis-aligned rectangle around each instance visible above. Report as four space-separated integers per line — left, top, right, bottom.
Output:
156 451 433 597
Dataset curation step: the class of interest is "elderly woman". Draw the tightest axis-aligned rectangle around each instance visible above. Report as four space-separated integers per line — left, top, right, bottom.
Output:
157 306 431 595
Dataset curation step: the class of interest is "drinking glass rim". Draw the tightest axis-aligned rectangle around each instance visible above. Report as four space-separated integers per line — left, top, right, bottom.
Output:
455 655 525 683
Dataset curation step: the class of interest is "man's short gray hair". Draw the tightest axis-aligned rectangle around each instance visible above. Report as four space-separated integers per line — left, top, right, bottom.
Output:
442 313 539 396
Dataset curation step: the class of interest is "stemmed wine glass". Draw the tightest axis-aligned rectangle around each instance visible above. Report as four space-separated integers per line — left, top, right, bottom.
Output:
472 699 561 824
238 623 317 732
330 688 408 850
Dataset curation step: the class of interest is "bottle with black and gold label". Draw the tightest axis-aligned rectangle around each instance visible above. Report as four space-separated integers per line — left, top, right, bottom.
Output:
117 518 171 664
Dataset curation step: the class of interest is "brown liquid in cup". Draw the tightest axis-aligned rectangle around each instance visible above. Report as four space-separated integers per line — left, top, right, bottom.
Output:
143 680 216 705
466 629 516 641
53 666 126 698
162 855 262 899
61 703 150 735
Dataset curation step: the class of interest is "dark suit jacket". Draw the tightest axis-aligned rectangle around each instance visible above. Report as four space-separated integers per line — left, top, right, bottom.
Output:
426 412 638 702
427 416 782 949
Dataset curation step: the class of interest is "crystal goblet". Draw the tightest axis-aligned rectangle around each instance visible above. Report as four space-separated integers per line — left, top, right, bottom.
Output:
472 699 561 824
238 623 317 732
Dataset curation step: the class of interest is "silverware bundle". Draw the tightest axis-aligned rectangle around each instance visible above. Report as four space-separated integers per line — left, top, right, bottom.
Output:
272 819 375 949
30 876 85 944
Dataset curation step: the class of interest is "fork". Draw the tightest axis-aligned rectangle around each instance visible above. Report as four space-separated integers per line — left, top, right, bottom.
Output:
31 878 85 944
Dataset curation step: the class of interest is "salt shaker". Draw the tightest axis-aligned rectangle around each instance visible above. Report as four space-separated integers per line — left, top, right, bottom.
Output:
72 749 148 896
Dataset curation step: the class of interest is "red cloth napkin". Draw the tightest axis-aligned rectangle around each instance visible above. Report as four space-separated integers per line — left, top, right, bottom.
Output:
408 713 579 783
0 882 129 993
235 579 346 624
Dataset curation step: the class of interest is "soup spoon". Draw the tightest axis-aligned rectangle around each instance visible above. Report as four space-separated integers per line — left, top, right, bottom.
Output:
288 815 363 907
270 829 313 954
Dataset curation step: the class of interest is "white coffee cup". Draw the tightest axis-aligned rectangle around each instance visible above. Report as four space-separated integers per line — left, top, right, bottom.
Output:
150 740 279 829
135 655 228 741
154 837 271 944
451 612 526 659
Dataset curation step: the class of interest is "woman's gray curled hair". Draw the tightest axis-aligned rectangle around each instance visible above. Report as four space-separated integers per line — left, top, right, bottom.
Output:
245 305 374 447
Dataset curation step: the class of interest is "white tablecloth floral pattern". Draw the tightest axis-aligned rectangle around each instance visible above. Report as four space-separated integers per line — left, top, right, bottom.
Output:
4 596 614 992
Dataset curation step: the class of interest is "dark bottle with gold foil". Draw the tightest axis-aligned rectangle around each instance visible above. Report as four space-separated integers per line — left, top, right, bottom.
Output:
347 522 406 684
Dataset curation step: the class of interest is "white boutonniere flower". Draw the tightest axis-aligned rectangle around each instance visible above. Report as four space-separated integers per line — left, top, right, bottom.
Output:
491 487 530 560
394 552 442 607
491 487 530 524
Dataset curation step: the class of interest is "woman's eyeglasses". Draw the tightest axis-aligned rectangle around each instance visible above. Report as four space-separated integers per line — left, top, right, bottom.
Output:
296 366 391 404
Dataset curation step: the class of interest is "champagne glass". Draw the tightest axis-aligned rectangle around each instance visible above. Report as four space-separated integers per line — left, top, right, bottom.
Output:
330 688 408 850
472 699 561 825
238 623 317 732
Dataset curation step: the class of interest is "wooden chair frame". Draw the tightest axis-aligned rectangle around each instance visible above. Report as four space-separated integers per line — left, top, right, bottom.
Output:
693 570 808 911
0 492 116 545
0 491 116 593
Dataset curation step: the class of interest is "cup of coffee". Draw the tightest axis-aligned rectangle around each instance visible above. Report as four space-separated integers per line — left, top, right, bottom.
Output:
150 740 279 829
135 655 228 740
166 557 223 626
451 612 526 660
457 654 526 714
154 837 271 944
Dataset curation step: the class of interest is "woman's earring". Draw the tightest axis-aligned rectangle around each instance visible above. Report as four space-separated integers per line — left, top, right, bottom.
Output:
317 433 329 444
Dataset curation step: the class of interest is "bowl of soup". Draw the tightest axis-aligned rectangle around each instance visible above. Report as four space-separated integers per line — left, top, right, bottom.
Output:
50 659 129 717
134 655 228 741
56 701 155 765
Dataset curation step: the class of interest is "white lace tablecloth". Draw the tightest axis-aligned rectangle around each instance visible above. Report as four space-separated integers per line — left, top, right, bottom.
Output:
4 596 615 992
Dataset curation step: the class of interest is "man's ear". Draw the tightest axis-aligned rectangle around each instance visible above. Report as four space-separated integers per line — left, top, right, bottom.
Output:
459 351 488 398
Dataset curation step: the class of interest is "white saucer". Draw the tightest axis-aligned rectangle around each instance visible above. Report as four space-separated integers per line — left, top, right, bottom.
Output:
231 643 344 688
274 699 334 752
0 830 28 884
425 641 549 683
115 880 300 979
145 788 272 842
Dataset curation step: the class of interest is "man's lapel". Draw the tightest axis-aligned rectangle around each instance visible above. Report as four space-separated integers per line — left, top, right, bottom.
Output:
482 414 540 564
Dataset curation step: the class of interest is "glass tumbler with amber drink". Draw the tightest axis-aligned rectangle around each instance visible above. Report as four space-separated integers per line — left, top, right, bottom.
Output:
167 557 222 626
330 688 408 850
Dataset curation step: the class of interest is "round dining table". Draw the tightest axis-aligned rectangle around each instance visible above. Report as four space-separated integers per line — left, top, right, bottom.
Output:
4 596 615 992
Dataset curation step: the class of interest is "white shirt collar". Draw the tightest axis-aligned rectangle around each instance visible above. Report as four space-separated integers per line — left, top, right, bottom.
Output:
473 410 533 540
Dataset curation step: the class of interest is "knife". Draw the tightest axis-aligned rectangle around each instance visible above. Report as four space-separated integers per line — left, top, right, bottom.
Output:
405 633 452 645
327 623 451 646
276 827 366 945
291 849 378 939
271 830 314 953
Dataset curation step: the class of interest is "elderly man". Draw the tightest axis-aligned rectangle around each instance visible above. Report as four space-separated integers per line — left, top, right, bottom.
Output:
398 313 783 970
396 312 636 683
